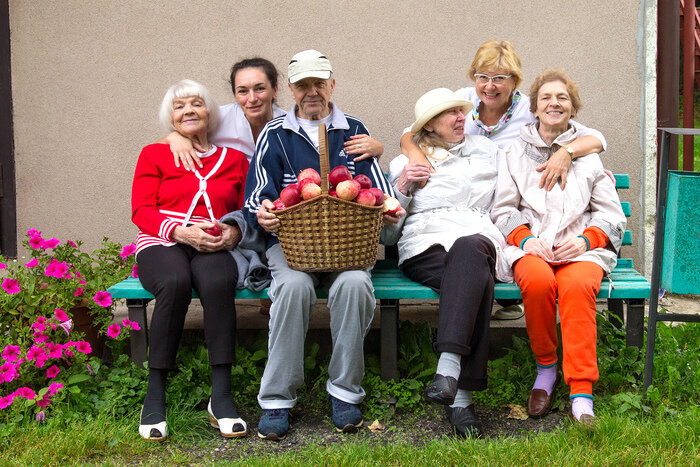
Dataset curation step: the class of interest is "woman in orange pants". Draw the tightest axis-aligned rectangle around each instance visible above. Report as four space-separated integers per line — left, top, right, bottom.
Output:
491 70 626 427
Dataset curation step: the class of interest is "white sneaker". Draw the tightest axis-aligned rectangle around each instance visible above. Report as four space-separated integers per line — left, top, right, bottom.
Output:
493 304 525 320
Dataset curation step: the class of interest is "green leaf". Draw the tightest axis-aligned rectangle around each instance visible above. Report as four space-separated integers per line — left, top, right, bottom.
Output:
68 374 91 384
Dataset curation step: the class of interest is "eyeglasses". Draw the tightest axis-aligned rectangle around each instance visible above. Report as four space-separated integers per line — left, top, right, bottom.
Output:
474 74 512 85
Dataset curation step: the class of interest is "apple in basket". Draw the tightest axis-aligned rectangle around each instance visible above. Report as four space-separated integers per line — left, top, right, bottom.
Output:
356 189 377 206
203 224 221 237
272 199 286 210
369 188 385 206
328 165 352 187
298 168 321 185
298 178 315 190
336 179 361 201
301 182 322 200
354 174 372 190
329 189 338 198
280 184 302 207
383 196 402 215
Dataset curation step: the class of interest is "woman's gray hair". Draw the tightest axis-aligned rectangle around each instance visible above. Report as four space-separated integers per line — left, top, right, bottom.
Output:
158 79 220 135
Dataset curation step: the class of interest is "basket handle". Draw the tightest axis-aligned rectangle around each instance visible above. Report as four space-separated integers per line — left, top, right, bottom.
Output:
318 122 330 193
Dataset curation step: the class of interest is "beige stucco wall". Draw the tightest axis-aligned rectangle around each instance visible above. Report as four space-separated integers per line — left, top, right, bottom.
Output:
9 1 652 269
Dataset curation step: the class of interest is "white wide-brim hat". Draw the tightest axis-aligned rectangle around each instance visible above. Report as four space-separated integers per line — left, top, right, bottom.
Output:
411 88 473 133
288 49 333 84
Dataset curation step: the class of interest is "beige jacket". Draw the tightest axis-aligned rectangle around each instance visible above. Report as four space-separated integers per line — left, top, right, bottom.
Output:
490 122 626 274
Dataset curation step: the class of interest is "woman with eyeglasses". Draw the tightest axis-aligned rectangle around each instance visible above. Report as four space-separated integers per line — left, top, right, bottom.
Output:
401 40 606 190
399 40 607 321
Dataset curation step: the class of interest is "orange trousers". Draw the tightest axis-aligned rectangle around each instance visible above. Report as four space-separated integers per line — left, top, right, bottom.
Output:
513 255 603 396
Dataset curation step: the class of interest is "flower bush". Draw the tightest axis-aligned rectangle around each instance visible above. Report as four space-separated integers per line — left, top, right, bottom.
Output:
0 229 137 420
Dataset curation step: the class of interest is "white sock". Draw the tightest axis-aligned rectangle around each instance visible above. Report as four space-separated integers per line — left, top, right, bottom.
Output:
571 397 595 420
436 352 461 380
532 364 558 395
450 389 473 408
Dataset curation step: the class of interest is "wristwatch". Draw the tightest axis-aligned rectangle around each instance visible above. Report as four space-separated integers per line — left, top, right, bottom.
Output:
563 145 575 160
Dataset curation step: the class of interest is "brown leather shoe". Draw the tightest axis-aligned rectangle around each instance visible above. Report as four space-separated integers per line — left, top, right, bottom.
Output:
568 410 599 429
527 373 561 418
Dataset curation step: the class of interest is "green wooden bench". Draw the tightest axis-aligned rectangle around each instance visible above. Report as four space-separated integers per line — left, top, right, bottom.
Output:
109 174 650 380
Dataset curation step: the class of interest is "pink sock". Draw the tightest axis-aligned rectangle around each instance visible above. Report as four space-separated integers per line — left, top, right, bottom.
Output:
571 397 594 420
532 364 557 395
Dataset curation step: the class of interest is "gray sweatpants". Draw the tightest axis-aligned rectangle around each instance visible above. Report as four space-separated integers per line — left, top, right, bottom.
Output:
257 243 375 409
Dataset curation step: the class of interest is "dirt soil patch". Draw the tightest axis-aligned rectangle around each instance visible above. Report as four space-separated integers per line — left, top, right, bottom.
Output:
167 404 566 463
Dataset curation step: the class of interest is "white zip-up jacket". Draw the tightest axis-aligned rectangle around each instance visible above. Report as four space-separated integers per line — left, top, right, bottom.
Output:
387 134 512 282
491 121 626 274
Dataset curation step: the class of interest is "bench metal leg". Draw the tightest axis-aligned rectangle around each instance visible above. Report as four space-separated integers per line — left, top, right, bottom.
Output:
625 299 645 349
127 298 150 368
607 298 624 329
380 299 399 381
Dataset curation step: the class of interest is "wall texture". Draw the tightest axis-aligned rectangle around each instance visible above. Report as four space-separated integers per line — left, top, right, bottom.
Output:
9 1 651 268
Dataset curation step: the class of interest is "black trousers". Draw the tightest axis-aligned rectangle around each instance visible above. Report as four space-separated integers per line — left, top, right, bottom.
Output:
137 244 238 369
400 235 495 391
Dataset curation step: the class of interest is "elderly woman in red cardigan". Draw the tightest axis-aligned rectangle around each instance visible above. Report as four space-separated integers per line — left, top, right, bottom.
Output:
131 79 249 441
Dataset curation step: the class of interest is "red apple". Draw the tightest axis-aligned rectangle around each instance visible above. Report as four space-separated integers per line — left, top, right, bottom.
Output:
298 168 321 185
280 185 302 207
329 189 338 197
328 165 352 187
272 199 286 210
369 188 385 206
298 178 314 190
354 174 372 190
356 189 377 206
383 196 402 215
336 179 361 201
203 224 221 237
301 182 322 200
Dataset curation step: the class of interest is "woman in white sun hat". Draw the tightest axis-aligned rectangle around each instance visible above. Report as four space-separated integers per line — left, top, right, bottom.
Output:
387 88 510 438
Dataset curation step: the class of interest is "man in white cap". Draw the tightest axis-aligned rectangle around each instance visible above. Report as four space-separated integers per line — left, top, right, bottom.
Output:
242 49 404 440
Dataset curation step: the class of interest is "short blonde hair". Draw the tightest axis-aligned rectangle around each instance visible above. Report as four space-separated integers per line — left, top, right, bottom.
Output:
468 40 523 88
158 79 220 135
529 70 582 118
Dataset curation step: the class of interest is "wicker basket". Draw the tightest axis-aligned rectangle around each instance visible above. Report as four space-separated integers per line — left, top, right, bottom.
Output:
271 123 383 272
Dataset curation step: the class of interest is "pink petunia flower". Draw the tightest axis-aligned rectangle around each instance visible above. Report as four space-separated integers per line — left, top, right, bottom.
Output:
64 350 74 357
54 308 69 322
40 238 60 249
0 262 5 269
1 278 20 295
107 324 121 339
74 287 84 297
31 321 47 332
2 345 20 362
35 395 52 408
0 394 15 409
33 332 49 344
27 228 42 238
120 243 136 258
46 365 60 378
75 341 92 355
34 354 48 368
59 319 72 335
131 264 138 278
46 342 62 359
15 387 36 400
24 258 39 268
121 319 141 331
44 260 69 279
36 317 47 324
66 240 77 248
28 236 43 249
26 345 45 361
47 382 63 395
35 410 46 422
93 291 112 308
0 362 18 383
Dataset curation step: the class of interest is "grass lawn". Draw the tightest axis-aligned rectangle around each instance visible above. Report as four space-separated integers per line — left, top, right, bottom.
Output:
1 407 698 465
1 318 698 466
